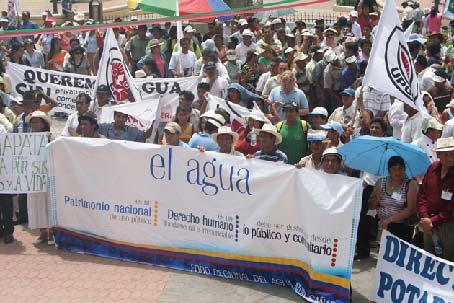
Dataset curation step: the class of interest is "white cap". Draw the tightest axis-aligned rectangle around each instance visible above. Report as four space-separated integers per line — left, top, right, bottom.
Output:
350 11 358 17
325 50 338 63
271 18 282 25
309 107 328 117
184 25 196 33
285 33 295 38
284 47 295 54
238 18 248 26
295 52 309 61
134 70 147 78
241 29 254 36
345 56 357 64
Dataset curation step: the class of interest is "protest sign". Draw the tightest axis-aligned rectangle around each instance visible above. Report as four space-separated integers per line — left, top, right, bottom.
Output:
372 230 454 303
134 76 199 122
6 63 199 120
0 133 48 193
48 138 362 303
6 63 96 113
99 97 160 130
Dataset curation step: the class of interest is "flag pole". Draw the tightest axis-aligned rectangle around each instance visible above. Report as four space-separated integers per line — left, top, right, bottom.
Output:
176 0 184 75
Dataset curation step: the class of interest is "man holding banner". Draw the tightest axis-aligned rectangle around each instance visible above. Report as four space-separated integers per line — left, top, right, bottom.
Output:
417 137 454 261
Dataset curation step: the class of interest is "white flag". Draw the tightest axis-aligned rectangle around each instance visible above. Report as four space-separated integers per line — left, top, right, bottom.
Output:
94 28 142 104
99 96 159 130
363 0 423 112
207 94 250 125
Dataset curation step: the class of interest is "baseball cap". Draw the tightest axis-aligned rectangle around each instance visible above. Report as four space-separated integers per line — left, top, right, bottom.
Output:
284 47 295 54
340 88 356 97
321 121 344 135
97 84 110 94
322 147 342 160
203 61 216 70
307 130 327 142
271 18 282 25
164 122 182 134
241 29 254 37
407 33 426 45
282 101 298 110
309 107 328 117
350 11 358 17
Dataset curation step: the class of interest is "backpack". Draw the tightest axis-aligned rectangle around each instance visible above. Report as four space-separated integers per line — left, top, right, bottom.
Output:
276 120 309 133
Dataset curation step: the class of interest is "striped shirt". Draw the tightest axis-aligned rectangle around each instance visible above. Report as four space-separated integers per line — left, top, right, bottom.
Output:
377 178 409 221
254 149 288 164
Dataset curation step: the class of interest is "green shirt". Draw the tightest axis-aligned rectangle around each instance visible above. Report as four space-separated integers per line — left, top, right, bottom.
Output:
258 57 272 68
277 119 310 165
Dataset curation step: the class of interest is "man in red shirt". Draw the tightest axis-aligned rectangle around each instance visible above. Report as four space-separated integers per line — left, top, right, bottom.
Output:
417 137 454 261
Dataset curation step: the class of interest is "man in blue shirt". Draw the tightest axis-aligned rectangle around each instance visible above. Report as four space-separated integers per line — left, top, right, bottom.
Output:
188 112 224 151
98 111 152 142
268 70 309 121
253 124 288 164
20 11 38 42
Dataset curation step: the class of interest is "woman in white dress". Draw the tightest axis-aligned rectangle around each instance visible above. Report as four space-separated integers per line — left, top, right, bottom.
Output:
26 111 53 245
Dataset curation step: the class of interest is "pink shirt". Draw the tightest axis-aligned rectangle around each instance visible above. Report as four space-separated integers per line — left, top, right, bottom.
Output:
426 14 442 34
152 54 165 78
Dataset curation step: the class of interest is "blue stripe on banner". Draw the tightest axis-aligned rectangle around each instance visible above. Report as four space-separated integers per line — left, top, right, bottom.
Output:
54 228 351 302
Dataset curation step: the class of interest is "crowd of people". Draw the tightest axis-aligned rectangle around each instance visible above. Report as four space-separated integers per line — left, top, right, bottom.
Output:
0 1 453 270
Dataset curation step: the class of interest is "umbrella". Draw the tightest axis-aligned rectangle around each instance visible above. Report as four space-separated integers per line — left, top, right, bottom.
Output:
337 136 431 178
129 0 231 18
253 7 296 19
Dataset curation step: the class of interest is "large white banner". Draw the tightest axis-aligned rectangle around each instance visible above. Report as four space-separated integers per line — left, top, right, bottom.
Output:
48 138 362 303
373 230 454 303
6 63 199 120
0 133 48 193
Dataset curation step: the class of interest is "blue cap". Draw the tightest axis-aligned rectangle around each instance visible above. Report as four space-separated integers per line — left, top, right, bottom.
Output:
320 121 344 136
407 34 426 45
340 88 355 97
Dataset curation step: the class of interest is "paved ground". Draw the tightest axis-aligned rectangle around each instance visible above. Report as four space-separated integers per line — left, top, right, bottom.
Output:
0 225 378 303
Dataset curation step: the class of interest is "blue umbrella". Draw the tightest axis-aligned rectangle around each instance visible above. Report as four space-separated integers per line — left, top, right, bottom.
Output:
337 136 431 178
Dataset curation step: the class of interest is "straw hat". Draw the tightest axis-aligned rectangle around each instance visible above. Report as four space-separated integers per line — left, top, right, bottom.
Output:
164 122 182 134
134 69 147 78
148 39 163 48
212 126 239 145
422 118 443 132
25 111 51 126
256 124 282 145
436 137 454 152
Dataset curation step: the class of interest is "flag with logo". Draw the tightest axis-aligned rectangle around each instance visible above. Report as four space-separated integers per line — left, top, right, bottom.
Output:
7 0 19 27
363 0 424 112
94 28 142 103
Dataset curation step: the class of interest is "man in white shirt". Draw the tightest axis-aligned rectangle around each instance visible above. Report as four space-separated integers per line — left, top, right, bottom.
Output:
328 88 358 126
441 118 454 138
235 29 256 64
350 11 362 39
201 62 228 99
413 118 442 162
388 99 407 139
169 38 197 77
401 103 424 143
